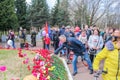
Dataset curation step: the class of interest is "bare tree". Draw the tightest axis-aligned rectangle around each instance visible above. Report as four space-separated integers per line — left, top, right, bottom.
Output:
87 0 117 26
68 0 118 27
103 0 120 28
68 0 89 26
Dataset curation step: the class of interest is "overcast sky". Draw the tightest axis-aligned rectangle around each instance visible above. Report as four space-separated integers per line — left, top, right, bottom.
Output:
26 0 56 9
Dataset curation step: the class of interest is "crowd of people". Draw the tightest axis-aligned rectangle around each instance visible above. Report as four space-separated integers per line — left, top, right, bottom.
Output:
6 25 120 80
7 27 37 49
41 25 120 80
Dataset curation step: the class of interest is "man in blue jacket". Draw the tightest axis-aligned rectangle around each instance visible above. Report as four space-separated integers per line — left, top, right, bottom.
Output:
54 35 86 76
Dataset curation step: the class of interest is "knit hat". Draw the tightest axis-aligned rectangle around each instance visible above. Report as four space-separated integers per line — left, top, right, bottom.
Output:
74 26 80 32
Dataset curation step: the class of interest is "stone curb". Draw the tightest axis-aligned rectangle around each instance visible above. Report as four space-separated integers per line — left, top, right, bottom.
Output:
60 57 73 80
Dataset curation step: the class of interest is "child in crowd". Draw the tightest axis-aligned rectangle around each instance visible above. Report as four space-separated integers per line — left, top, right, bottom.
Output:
44 34 50 50
79 30 93 74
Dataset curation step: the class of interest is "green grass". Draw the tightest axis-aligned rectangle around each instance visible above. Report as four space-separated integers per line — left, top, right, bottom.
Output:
0 49 35 80
50 56 68 80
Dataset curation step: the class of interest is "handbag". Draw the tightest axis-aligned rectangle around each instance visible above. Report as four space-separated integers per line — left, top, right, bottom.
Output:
89 48 96 55
89 36 100 55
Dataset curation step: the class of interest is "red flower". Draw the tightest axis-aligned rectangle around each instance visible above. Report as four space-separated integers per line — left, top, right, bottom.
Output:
33 65 40 69
18 49 24 58
19 54 23 58
27 49 53 80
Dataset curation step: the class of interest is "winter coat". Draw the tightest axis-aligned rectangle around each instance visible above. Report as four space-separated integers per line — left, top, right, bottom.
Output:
93 42 120 80
44 37 50 44
53 31 59 42
19 31 25 43
79 35 87 44
8 32 15 41
88 35 104 53
86 29 92 40
64 31 71 38
59 28 65 35
54 37 86 56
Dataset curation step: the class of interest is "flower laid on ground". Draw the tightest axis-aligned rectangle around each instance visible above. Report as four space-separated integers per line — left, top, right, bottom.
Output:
18 49 55 80
31 49 55 80
0 66 6 72
23 58 29 64
0 66 7 80
18 48 23 58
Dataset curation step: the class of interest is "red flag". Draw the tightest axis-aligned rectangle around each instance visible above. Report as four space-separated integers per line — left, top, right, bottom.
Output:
45 22 48 34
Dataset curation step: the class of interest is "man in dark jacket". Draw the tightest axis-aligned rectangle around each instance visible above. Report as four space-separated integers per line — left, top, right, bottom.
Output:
54 35 86 76
53 28 60 50
59 25 65 35
84 25 92 40
31 29 36 47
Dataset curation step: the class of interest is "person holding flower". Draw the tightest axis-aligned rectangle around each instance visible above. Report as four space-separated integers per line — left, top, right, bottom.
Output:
54 35 86 76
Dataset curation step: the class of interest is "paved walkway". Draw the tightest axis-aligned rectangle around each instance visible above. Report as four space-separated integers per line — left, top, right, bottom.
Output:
0 41 103 80
67 57 103 80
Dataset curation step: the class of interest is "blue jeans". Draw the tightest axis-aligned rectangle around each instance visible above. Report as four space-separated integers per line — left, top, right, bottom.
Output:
12 40 16 48
45 44 49 50
61 49 65 55
72 54 79 73
83 52 93 70
72 53 92 73
66 48 70 59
